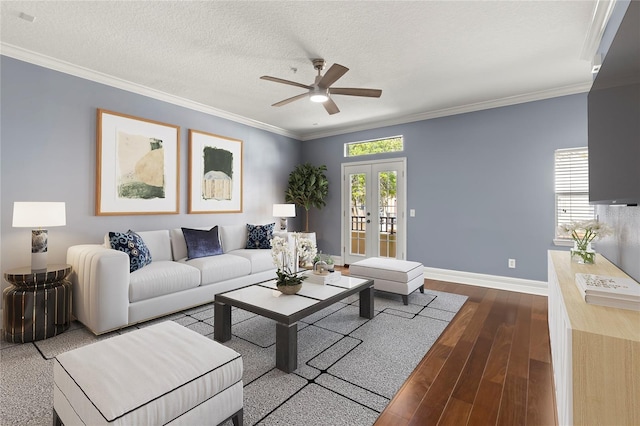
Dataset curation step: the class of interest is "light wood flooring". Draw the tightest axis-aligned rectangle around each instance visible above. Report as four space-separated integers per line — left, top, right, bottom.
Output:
339 267 557 426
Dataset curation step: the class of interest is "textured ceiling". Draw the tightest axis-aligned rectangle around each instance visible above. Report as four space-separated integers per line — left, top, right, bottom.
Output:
1 1 603 140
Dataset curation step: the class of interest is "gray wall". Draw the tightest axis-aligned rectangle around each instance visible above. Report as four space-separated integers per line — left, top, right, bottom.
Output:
303 94 588 282
3 46 637 287
0 56 301 287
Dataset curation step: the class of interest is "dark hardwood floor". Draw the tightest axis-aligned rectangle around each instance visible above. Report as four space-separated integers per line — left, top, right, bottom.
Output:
338 267 557 426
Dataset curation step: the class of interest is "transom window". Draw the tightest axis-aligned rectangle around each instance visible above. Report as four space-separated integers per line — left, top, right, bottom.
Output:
345 136 403 157
554 147 595 240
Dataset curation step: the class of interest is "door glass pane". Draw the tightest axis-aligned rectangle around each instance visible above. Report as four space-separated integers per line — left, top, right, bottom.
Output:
349 173 366 256
378 170 397 258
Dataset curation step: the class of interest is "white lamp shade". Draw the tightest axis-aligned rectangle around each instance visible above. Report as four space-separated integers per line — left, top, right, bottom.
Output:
12 202 66 227
272 204 296 218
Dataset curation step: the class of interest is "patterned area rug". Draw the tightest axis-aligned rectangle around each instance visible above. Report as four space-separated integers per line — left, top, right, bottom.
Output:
0 288 467 426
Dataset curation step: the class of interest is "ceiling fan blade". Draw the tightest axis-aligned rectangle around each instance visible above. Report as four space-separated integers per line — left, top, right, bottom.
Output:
318 64 349 88
260 76 312 90
330 88 382 98
272 92 308 107
323 98 340 115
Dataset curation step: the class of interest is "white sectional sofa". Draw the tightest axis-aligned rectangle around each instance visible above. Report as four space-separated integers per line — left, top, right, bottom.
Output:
67 225 281 335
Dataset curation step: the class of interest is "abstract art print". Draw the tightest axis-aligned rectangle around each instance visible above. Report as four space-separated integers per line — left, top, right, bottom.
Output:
96 109 180 215
188 130 243 213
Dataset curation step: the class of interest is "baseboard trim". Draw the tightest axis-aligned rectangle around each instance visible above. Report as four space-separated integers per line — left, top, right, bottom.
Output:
423 267 548 296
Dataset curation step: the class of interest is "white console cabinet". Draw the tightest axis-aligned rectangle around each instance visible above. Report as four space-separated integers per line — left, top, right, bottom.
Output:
547 250 640 426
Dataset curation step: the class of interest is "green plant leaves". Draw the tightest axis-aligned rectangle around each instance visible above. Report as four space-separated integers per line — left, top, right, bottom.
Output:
285 163 329 231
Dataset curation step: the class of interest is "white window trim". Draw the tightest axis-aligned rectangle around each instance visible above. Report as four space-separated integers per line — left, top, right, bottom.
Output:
344 135 404 157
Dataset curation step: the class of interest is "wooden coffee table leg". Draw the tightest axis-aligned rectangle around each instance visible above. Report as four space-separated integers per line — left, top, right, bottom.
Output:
359 285 374 319
276 322 297 373
214 301 232 342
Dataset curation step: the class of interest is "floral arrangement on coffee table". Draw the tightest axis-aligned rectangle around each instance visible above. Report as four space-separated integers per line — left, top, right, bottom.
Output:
270 236 307 292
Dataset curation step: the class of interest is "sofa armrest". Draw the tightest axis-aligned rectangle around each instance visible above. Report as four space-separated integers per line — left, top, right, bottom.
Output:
67 244 130 334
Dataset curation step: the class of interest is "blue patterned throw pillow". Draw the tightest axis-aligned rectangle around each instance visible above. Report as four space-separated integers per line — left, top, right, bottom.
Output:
108 230 152 273
246 223 275 249
182 226 223 260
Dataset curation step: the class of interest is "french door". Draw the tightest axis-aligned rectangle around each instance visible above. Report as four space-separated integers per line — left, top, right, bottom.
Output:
342 159 406 264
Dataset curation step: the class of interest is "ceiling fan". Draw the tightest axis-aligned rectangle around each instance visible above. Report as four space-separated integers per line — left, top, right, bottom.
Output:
260 59 382 115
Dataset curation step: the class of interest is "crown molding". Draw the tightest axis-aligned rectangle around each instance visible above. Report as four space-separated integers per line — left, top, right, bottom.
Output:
300 81 592 141
0 43 300 140
580 0 616 61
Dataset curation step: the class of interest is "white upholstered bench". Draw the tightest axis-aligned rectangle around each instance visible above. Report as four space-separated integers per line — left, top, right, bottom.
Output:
53 321 243 425
350 257 424 305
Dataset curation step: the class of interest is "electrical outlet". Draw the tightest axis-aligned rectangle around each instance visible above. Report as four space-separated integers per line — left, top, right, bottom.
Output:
410 209 416 217
508 258 516 269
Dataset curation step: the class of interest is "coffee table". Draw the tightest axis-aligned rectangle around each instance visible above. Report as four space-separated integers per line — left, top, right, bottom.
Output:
214 275 374 373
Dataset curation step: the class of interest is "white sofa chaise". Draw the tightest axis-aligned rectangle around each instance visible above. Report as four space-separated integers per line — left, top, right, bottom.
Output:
67 225 280 335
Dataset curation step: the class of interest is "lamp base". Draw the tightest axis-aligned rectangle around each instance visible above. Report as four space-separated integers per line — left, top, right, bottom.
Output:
31 253 47 271
279 217 288 231
31 229 48 271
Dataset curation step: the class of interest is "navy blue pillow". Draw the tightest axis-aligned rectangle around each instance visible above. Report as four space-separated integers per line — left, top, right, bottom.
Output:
246 223 275 249
108 230 152 273
182 226 223 259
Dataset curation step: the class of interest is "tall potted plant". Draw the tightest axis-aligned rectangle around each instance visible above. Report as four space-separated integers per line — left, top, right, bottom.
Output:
285 163 329 232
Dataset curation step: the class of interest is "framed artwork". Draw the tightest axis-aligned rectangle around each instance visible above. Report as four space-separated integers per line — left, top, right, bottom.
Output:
188 129 243 213
96 109 180 215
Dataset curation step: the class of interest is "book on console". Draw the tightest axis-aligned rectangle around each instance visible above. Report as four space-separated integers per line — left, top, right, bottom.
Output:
574 273 640 311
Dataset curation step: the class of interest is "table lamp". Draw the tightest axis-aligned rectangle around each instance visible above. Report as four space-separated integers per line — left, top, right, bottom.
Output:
12 201 66 271
272 204 296 231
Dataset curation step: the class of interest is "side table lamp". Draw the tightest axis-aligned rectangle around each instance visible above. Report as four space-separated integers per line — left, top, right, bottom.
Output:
273 203 296 231
12 201 66 271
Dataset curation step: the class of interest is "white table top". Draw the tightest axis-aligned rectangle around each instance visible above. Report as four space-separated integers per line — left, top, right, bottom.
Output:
218 275 370 317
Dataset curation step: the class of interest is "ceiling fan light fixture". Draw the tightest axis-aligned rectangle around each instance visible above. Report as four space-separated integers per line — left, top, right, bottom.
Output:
262 60 381 114
309 87 329 103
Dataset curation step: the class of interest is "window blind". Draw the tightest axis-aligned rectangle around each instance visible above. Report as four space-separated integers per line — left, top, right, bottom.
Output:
555 147 594 236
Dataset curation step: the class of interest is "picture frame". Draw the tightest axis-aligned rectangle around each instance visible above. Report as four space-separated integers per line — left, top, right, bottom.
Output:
188 129 243 213
96 109 180 215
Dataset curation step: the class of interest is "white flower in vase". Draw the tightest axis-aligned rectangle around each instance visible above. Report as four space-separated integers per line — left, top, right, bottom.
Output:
557 219 613 264
293 233 317 268
269 236 306 288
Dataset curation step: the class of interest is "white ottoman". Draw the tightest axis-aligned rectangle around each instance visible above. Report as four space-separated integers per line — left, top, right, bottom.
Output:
53 321 243 426
350 257 424 305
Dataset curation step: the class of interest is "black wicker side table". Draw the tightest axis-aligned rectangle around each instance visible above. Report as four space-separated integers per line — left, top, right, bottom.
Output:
3 264 72 343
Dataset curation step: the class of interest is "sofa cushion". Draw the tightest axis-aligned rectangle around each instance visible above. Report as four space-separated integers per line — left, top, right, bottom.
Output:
182 226 223 260
129 260 201 303
219 225 247 253
136 230 173 262
245 223 275 249
180 254 251 285
108 231 152 273
227 249 275 274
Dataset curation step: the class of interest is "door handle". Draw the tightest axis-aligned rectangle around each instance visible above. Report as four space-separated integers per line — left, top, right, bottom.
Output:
367 219 371 223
